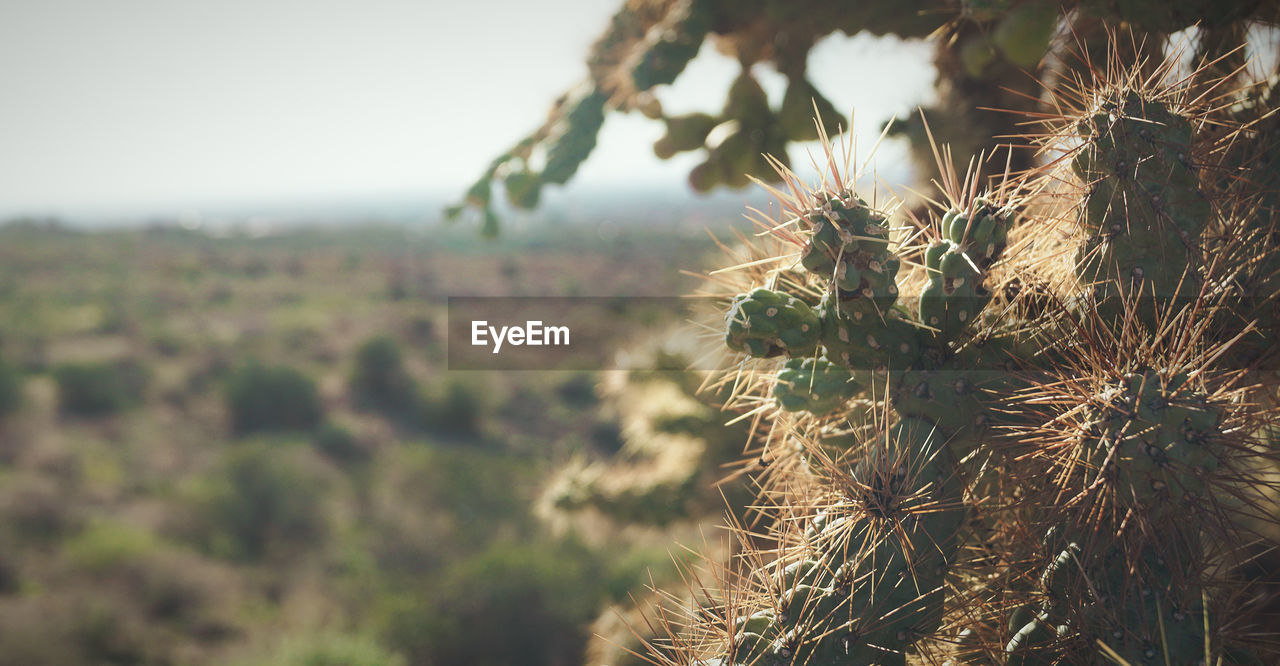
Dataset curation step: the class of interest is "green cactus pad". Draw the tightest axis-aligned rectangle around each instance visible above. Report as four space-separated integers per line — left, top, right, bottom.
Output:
1076 369 1225 510
773 357 861 414
779 76 844 141
541 87 608 185
819 299 922 373
656 112 718 155
778 558 822 589
1015 536 1208 665
723 71 770 128
991 0 1058 67
800 193 901 305
892 369 993 436
630 0 709 91
709 420 964 666
503 170 542 209
1072 92 1209 311
724 288 822 358
942 198 1012 268
919 240 992 340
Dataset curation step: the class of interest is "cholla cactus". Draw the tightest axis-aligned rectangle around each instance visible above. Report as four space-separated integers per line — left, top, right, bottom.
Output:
460 1 1280 663
449 0 948 232
633 39 1280 666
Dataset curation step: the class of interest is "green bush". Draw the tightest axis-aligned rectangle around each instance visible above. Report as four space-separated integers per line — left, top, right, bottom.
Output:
421 379 481 437
182 444 329 562
555 372 598 407
381 539 603 666
0 357 21 418
224 362 323 435
53 359 148 416
64 521 159 574
241 634 406 666
349 336 419 420
313 422 369 465
0 477 82 541
64 522 235 631
368 445 538 567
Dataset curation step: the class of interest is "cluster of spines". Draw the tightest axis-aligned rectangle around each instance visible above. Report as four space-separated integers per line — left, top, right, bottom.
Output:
1000 536 1210 666
1070 90 1210 323
685 420 965 666
695 81 1278 666
699 137 1032 662
720 188 922 403
452 0 964 230
919 199 1013 341
627 15 1280 665
772 357 859 415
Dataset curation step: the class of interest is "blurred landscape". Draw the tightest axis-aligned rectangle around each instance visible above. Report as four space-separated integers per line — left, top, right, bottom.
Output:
0 203 760 665
0 3 933 663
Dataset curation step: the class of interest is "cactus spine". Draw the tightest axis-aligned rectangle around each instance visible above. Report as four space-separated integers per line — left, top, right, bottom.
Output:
457 1 1280 663
646 47 1279 664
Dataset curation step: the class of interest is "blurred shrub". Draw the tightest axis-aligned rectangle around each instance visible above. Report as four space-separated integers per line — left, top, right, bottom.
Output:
421 379 481 437
64 521 238 636
225 362 323 435
149 328 185 357
207 283 233 304
405 316 435 345
72 600 150 664
64 521 159 574
367 445 537 574
555 371 598 407
95 298 135 335
0 356 21 418
597 546 687 604
381 539 603 666
0 476 83 542
53 359 148 416
242 634 406 666
349 336 419 420
589 418 624 454
179 445 329 562
185 350 232 396
0 592 167 666
0 543 19 594
313 422 369 465
15 336 49 374
241 256 270 278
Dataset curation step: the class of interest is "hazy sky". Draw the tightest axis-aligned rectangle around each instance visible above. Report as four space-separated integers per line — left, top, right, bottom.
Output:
0 1 935 218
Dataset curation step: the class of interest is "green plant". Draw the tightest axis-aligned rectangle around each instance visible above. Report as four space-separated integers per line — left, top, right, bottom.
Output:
240 634 406 666
179 444 330 562
224 361 324 435
421 378 483 437
349 336 419 420
313 421 369 464
53 358 148 416
679 89 1276 666
472 1 1280 663
0 356 22 418
380 538 603 666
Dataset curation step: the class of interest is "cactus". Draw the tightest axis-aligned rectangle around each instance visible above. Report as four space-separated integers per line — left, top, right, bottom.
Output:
773 357 861 414
724 287 823 358
635 29 1279 666
467 1 1280 663
449 1 961 230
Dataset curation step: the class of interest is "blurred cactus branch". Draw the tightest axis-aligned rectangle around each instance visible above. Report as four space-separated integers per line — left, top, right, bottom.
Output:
619 3 1280 664
449 0 1280 236
446 0 951 234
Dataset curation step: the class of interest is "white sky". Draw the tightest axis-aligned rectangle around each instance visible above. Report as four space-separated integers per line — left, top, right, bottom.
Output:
0 1 935 218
